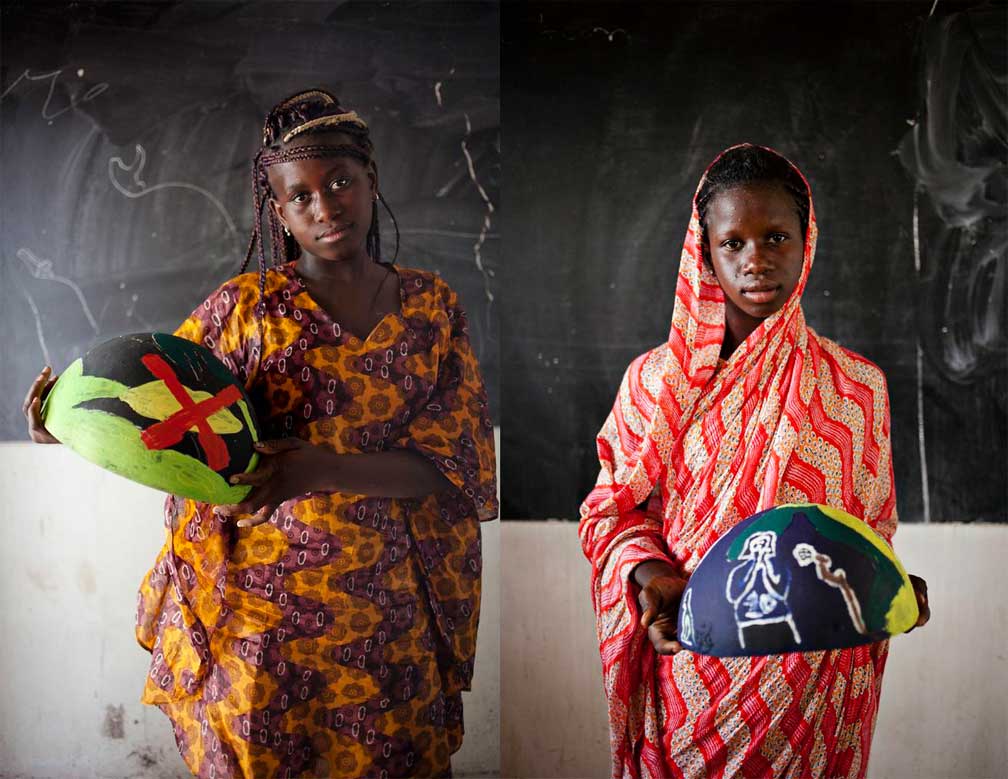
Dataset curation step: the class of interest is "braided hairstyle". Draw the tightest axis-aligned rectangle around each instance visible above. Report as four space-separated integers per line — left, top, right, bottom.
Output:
239 88 400 314
695 145 810 266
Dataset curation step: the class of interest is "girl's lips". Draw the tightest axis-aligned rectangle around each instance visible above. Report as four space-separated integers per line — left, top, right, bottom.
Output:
318 226 352 242
741 286 780 304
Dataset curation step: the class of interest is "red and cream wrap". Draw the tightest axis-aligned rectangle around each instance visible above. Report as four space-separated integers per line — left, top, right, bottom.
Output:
579 145 898 779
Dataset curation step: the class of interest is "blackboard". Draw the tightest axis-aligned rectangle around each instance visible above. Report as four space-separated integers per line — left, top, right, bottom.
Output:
1 0 500 438
501 2 1006 521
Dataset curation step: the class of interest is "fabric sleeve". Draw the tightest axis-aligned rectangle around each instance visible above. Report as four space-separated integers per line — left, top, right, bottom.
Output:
860 369 898 544
396 278 498 521
577 356 675 778
172 274 262 391
391 278 495 699
580 355 675 595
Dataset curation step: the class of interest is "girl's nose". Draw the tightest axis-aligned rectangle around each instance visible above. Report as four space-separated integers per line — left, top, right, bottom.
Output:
314 191 341 222
742 245 774 275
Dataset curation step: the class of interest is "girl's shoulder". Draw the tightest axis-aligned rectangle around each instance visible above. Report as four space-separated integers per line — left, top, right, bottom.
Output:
811 331 889 394
395 264 452 297
201 265 300 309
620 342 673 400
183 271 257 323
394 265 465 315
198 268 264 301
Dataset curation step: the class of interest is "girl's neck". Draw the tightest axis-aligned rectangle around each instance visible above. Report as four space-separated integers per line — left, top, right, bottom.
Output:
296 250 374 287
721 302 761 359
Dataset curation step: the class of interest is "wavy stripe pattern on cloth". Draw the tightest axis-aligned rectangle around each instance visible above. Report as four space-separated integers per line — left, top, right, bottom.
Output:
579 146 898 779
136 264 497 779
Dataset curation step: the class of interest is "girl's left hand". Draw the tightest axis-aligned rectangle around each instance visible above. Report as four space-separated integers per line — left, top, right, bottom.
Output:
907 574 930 631
215 438 336 528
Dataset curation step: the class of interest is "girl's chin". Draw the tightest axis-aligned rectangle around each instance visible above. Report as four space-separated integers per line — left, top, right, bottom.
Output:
724 298 784 327
734 290 793 319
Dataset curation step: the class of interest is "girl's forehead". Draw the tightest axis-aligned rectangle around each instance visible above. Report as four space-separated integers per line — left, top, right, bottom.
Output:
271 154 360 176
713 179 790 202
266 141 370 187
707 182 799 220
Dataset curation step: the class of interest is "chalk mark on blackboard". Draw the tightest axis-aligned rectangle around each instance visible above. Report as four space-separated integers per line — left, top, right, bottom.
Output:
0 68 108 122
592 27 628 42
434 167 469 199
124 292 155 330
108 144 241 258
16 248 100 335
399 228 499 240
537 23 630 43
434 81 443 107
912 190 932 523
18 287 53 367
898 8 1006 384
460 113 496 311
60 124 100 187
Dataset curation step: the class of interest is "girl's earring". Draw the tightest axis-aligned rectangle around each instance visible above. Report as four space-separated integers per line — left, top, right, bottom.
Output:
283 226 291 237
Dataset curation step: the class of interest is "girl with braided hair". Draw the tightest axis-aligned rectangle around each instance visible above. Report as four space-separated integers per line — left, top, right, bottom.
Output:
579 144 929 779
27 88 496 778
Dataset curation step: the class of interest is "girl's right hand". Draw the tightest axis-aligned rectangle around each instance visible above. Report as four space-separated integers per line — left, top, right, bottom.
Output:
23 366 61 444
633 559 690 655
638 573 689 655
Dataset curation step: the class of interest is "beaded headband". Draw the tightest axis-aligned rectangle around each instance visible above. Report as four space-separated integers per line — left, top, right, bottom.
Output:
259 143 371 170
275 89 334 109
281 112 368 144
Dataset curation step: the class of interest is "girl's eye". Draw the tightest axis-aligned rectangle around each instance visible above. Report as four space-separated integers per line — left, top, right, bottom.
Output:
769 233 789 244
291 192 309 204
722 239 742 250
330 176 352 191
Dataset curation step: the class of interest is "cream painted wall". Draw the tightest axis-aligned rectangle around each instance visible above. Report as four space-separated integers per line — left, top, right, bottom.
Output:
3 437 1004 779
501 521 1007 779
0 441 500 779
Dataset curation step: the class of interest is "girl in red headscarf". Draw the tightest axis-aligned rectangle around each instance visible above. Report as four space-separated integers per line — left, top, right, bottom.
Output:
579 145 929 779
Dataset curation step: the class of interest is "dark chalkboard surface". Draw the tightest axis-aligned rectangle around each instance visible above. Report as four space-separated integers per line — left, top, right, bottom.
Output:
1 0 500 437
501 2 1006 522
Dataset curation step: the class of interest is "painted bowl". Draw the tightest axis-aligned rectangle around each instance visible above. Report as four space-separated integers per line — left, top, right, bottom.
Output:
41 332 260 504
676 503 918 657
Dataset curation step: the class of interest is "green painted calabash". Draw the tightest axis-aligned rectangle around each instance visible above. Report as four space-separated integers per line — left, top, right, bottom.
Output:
41 333 260 504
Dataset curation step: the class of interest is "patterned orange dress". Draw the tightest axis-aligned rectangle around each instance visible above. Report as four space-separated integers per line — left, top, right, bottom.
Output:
136 263 497 779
